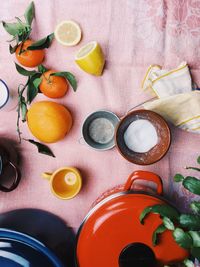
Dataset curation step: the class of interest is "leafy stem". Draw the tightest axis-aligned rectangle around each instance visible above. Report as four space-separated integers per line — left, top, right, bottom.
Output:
185 166 200 172
17 79 29 142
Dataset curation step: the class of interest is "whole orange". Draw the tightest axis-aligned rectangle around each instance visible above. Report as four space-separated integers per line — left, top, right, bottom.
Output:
15 39 45 68
39 70 68 98
27 101 73 143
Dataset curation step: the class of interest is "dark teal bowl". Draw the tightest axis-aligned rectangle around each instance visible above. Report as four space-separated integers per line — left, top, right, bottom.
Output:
82 110 120 150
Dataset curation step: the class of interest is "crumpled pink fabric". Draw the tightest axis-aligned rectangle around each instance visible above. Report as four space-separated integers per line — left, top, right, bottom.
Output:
0 0 199 230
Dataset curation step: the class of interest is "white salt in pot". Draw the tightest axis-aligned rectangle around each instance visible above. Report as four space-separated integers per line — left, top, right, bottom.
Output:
115 109 171 165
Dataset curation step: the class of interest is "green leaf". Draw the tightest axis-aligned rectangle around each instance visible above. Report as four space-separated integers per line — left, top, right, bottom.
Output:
197 156 200 164
27 75 42 103
183 259 195 267
24 1 35 26
183 176 200 195
140 204 179 224
26 139 55 157
50 71 77 91
38 64 48 73
33 78 42 89
191 247 200 261
163 217 175 230
2 21 24 36
180 214 200 230
190 202 200 214
27 33 54 50
152 224 166 246
189 231 200 247
9 44 18 54
15 63 36 76
173 228 193 249
20 96 27 122
174 173 185 182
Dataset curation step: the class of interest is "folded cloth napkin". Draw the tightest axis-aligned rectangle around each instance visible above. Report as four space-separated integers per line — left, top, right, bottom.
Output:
142 62 192 98
142 63 200 134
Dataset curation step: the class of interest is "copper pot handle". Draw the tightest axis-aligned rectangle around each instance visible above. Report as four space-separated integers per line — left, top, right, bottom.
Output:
0 161 21 192
124 170 163 195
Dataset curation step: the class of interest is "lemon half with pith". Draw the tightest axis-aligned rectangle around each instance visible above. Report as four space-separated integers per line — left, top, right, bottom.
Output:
75 41 105 76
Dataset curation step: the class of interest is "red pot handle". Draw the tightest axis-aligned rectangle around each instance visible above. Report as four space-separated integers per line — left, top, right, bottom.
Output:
124 170 163 195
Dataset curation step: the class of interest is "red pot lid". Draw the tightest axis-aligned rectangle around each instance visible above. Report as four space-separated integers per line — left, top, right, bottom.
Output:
76 171 188 267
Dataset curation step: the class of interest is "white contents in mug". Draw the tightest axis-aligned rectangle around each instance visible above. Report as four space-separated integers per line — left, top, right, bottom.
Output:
124 119 158 153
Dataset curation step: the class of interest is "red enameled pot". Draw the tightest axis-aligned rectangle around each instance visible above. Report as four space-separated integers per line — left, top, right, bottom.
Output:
76 171 188 267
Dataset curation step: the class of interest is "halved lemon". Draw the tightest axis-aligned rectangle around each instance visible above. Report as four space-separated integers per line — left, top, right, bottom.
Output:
54 20 82 46
75 41 105 76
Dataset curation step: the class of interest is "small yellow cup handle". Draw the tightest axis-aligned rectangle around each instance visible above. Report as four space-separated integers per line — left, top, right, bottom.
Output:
42 172 52 180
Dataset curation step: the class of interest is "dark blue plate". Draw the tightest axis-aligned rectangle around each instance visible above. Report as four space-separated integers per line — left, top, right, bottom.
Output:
0 228 64 267
0 209 76 267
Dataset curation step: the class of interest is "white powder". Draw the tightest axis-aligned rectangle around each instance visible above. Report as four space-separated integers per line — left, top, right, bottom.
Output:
124 119 158 153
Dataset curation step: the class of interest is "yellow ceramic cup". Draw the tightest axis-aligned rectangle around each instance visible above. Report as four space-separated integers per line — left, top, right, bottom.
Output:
75 41 105 76
42 167 82 200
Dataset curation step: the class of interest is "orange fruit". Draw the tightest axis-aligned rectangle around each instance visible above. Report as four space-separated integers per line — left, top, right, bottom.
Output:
27 101 73 143
39 70 68 98
15 39 45 68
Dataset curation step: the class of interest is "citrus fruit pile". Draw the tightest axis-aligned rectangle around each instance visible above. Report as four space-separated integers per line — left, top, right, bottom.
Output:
2 1 106 155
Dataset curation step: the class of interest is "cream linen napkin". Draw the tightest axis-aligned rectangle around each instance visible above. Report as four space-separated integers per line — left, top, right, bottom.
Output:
142 63 200 134
142 62 192 97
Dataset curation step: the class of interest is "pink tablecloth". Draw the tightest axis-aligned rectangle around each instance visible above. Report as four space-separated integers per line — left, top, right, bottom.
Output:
0 0 200 229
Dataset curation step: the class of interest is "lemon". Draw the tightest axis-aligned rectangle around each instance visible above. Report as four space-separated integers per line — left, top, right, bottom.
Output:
54 20 82 46
75 41 105 76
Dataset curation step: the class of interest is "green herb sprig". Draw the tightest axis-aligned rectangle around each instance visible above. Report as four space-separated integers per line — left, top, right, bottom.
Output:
140 155 200 267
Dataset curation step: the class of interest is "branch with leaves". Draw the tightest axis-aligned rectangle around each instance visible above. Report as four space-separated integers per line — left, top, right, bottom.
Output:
2 2 54 53
140 155 200 267
16 63 77 157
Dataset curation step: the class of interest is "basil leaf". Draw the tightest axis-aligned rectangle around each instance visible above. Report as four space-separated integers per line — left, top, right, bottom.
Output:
173 228 193 249
50 71 77 91
183 259 195 267
152 224 166 246
189 231 200 247
9 44 18 54
20 96 27 122
15 63 36 76
183 176 200 195
24 1 35 26
174 173 185 182
140 204 179 224
190 202 200 214
2 21 24 36
27 33 54 50
191 247 200 261
198 156 200 164
163 217 175 230
26 139 55 157
38 64 48 73
180 214 200 230
27 75 41 103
